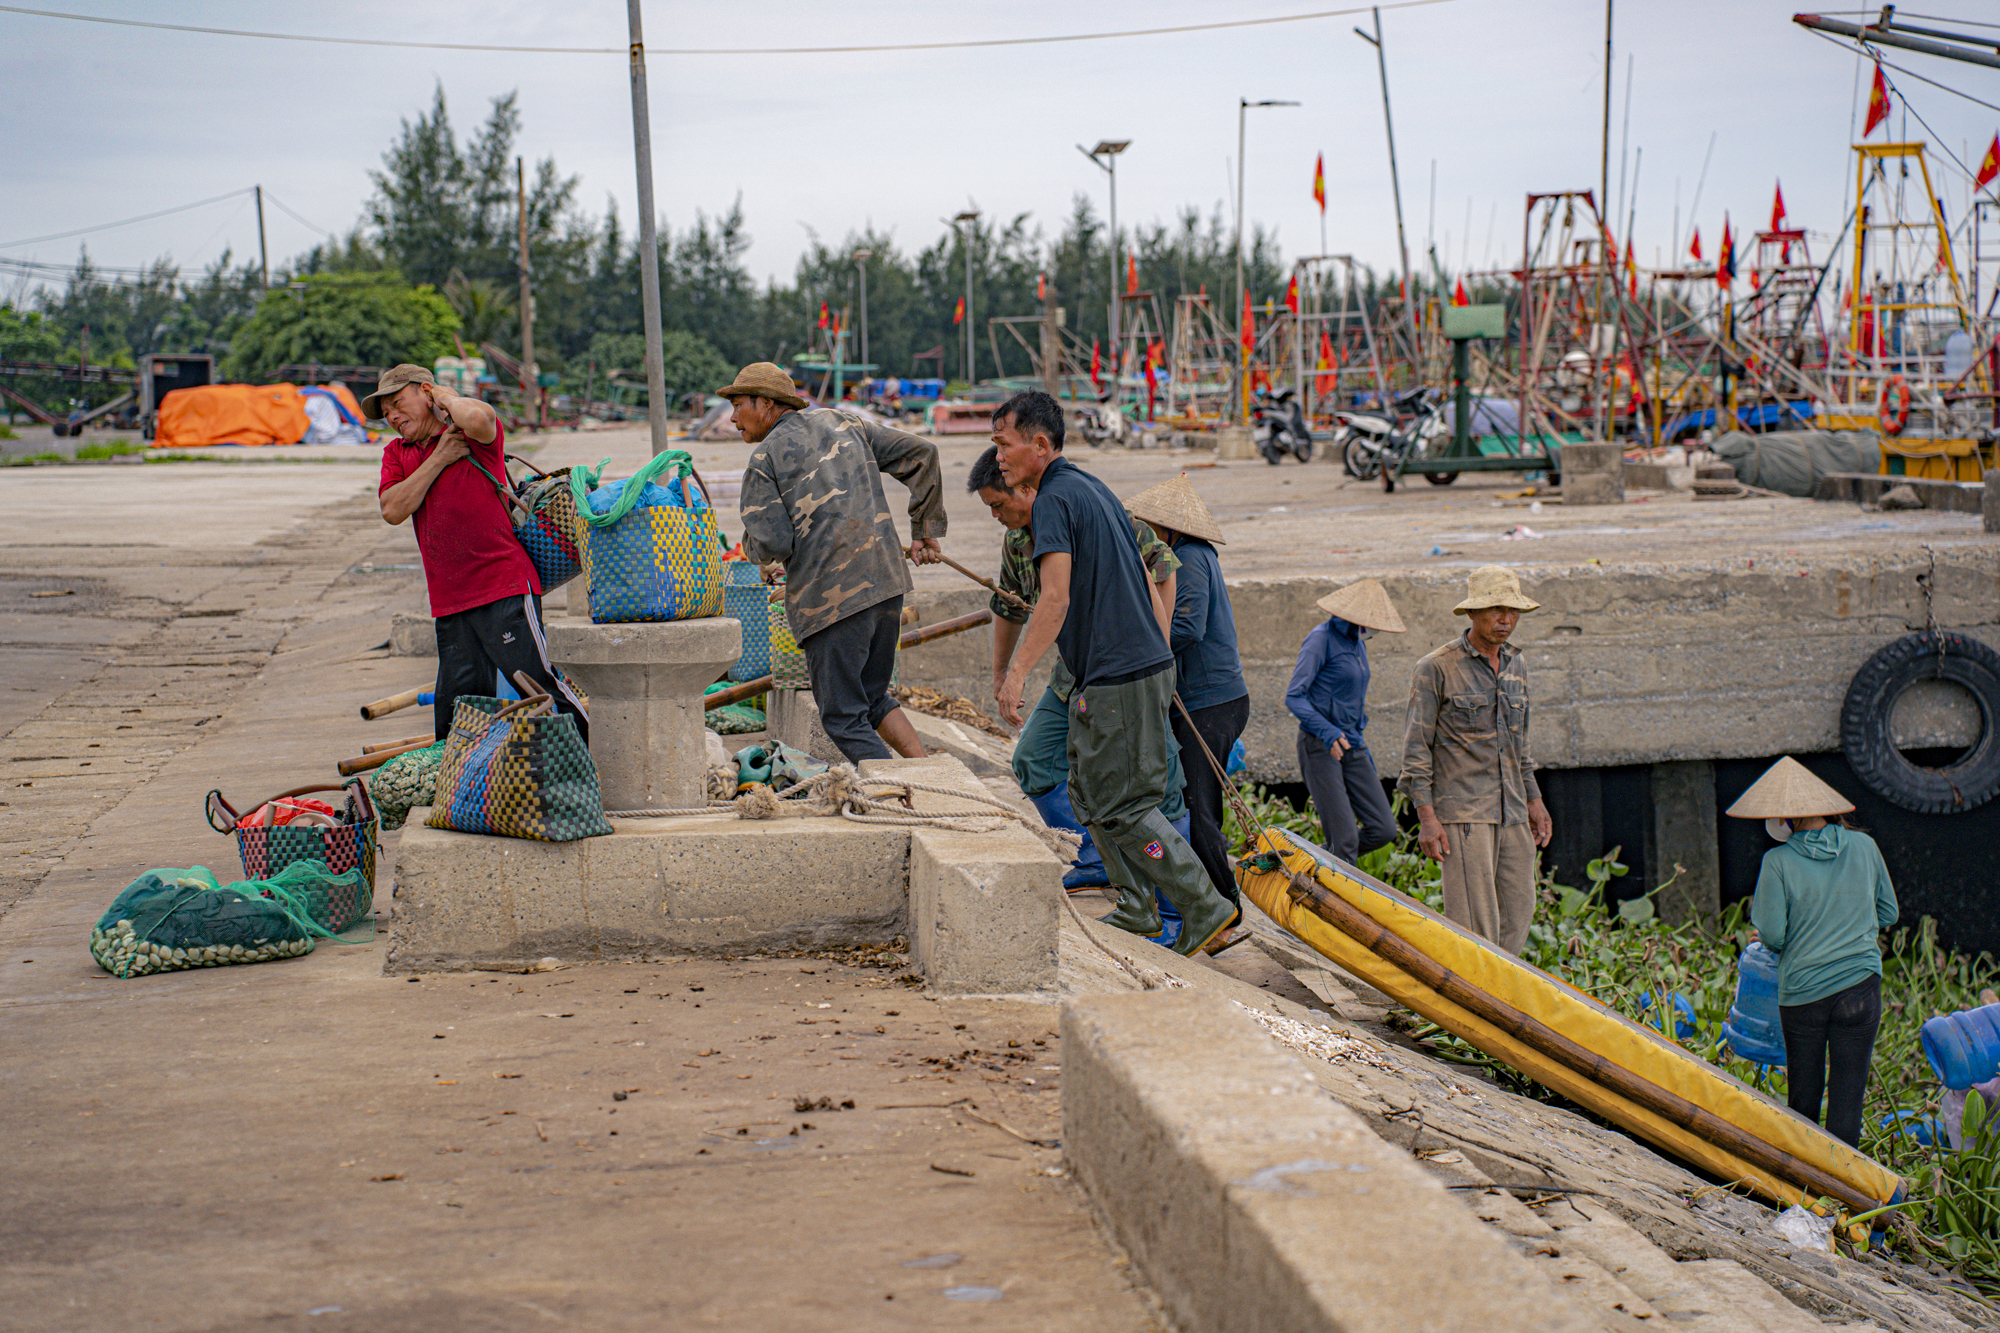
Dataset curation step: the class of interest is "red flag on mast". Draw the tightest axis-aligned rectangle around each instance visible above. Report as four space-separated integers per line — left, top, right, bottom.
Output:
1241 288 1254 352
1037 271 1047 302
1717 217 1735 291
1864 64 1891 136
1125 253 1138 295
1316 330 1336 398
1452 277 1469 307
1312 153 1325 214
1978 134 2000 191
952 295 965 325
1770 182 1787 232
817 302 829 329
1284 274 1300 315
1090 340 1102 391
1689 228 1702 263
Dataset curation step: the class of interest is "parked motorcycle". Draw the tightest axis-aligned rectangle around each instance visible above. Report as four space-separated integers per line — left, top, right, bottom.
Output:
1336 387 1427 479
1252 387 1313 465
1349 388 1456 491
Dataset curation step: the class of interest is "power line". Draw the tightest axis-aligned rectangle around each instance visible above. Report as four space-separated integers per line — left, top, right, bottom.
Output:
261 191 335 238
0 0 1458 56
0 187 255 249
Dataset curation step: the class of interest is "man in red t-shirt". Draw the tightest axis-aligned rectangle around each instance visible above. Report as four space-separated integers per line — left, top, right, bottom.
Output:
369 364 588 742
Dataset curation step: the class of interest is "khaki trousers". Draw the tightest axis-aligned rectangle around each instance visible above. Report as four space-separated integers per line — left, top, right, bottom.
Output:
1439 822 1538 954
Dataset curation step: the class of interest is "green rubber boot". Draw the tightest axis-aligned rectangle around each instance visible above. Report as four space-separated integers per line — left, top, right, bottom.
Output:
1093 838 1163 935
1124 808 1238 956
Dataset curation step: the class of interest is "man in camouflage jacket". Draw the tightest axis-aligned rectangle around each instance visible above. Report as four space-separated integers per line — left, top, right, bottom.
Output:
724 362 945 763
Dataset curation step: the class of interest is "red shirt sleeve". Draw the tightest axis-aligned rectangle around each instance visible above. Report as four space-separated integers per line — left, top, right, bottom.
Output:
379 438 409 494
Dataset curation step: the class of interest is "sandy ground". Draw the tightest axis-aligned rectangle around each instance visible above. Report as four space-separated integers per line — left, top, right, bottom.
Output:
0 456 1161 1332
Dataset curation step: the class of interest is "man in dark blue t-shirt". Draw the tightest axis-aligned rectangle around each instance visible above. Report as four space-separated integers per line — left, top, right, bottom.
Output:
992 391 1238 957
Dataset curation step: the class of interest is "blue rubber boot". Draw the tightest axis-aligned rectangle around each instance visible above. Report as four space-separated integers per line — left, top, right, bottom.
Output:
1027 782 1108 890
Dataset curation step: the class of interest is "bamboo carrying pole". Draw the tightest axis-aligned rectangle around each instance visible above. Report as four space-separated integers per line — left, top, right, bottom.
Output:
1273 863 1882 1215
337 735 436 778
921 549 1031 615
359 686 429 721
362 732 434 755
703 609 995 712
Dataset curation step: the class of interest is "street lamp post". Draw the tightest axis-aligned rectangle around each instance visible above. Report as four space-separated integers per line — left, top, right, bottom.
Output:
951 209 981 388
1076 139 1131 396
853 248 873 374
626 0 669 456
1236 98 1301 422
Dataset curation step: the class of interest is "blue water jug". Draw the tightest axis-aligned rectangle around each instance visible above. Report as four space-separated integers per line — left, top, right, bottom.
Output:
1723 942 1787 1066
1921 1002 2000 1090
1639 990 1697 1039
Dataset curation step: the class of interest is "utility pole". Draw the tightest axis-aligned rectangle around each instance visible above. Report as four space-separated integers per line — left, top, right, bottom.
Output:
254 185 269 289
953 209 981 387
516 157 540 431
1355 10 1414 352
1596 0 1613 443
628 0 670 456
854 249 872 371
1236 99 1299 422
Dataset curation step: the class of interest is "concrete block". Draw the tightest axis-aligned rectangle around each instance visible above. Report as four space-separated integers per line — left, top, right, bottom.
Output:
767 688 844 763
390 613 436 657
1817 471 1984 514
1561 441 1625 505
1214 425 1257 460
1986 469 2000 532
1062 991 1595 1333
389 814 908 970
548 617 741 812
909 824 1059 995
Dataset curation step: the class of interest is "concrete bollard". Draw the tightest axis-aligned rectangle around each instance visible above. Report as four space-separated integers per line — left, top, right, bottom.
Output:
1561 441 1625 505
1214 425 1257 460
1983 469 2000 533
548 617 741 811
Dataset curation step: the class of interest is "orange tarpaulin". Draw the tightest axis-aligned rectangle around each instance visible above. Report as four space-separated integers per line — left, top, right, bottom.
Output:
154 383 311 448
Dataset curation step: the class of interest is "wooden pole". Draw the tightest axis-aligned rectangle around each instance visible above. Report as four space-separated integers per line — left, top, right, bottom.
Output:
703 610 996 711
337 736 435 777
359 686 429 721
1274 862 1881 1214
362 732 434 755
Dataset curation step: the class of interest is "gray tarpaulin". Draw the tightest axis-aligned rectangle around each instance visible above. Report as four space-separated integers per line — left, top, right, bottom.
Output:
1711 429 1882 496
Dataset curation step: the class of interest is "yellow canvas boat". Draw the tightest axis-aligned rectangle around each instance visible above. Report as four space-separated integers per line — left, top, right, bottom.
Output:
1237 827 1904 1215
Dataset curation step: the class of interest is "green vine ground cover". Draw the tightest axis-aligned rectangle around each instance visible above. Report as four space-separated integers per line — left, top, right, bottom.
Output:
1224 784 2000 1291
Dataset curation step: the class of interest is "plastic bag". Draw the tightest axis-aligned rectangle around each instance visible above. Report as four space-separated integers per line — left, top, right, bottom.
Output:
88 862 370 979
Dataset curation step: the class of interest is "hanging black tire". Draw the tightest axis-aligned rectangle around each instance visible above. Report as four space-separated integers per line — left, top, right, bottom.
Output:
1424 471 1458 486
1840 631 2000 813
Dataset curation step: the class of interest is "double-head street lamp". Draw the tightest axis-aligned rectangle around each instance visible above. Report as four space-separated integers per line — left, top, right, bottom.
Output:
1237 98 1300 421
1077 139 1131 392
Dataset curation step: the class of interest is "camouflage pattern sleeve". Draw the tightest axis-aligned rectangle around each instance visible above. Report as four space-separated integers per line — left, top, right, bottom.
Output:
860 422 948 540
737 446 792 565
1132 518 1182 584
992 526 1035 623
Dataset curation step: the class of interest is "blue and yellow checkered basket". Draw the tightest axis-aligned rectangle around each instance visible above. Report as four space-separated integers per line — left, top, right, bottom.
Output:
569 452 725 623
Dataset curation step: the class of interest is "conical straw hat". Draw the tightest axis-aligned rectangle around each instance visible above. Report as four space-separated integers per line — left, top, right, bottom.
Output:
1315 578 1407 633
1126 474 1226 545
1724 757 1856 819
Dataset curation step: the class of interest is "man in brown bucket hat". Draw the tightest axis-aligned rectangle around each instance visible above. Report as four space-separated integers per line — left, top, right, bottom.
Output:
372 363 587 741
1399 565 1551 952
724 361 946 763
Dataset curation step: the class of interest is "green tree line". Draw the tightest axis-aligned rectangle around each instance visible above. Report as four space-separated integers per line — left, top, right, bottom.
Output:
3 85 1357 418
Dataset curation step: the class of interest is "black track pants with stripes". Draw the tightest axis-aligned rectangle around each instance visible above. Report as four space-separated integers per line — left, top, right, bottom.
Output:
432 594 589 743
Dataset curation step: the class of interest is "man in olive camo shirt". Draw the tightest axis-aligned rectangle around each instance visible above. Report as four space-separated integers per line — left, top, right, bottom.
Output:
725 362 946 763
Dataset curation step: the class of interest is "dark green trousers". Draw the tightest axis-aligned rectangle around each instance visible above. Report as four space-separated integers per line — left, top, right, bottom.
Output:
1066 666 1216 912
1013 683 1186 820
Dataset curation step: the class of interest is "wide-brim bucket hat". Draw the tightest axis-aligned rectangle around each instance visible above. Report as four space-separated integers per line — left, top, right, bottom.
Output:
1316 578 1407 633
1126 473 1226 545
717 361 808 411
1724 757 1856 819
1453 564 1540 614
361 363 437 422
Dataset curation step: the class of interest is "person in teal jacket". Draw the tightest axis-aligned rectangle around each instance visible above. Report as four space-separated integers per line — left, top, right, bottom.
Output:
1727 757 1899 1148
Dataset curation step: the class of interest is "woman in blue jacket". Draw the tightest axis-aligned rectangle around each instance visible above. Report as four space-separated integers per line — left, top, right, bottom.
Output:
1285 578 1405 863
1727 757 1899 1149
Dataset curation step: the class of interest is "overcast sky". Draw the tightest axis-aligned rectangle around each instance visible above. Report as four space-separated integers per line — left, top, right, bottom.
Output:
3 1 1996 301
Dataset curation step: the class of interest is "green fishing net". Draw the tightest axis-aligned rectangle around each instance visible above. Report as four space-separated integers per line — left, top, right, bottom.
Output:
88 862 373 979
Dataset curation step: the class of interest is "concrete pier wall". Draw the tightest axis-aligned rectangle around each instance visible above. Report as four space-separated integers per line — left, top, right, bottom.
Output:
906 544 2000 785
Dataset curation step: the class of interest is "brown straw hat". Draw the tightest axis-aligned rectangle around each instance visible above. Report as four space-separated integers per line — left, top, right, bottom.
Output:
1453 564 1540 614
1724 757 1856 820
1315 578 1406 633
1125 473 1226 545
360 363 437 421
717 361 808 410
